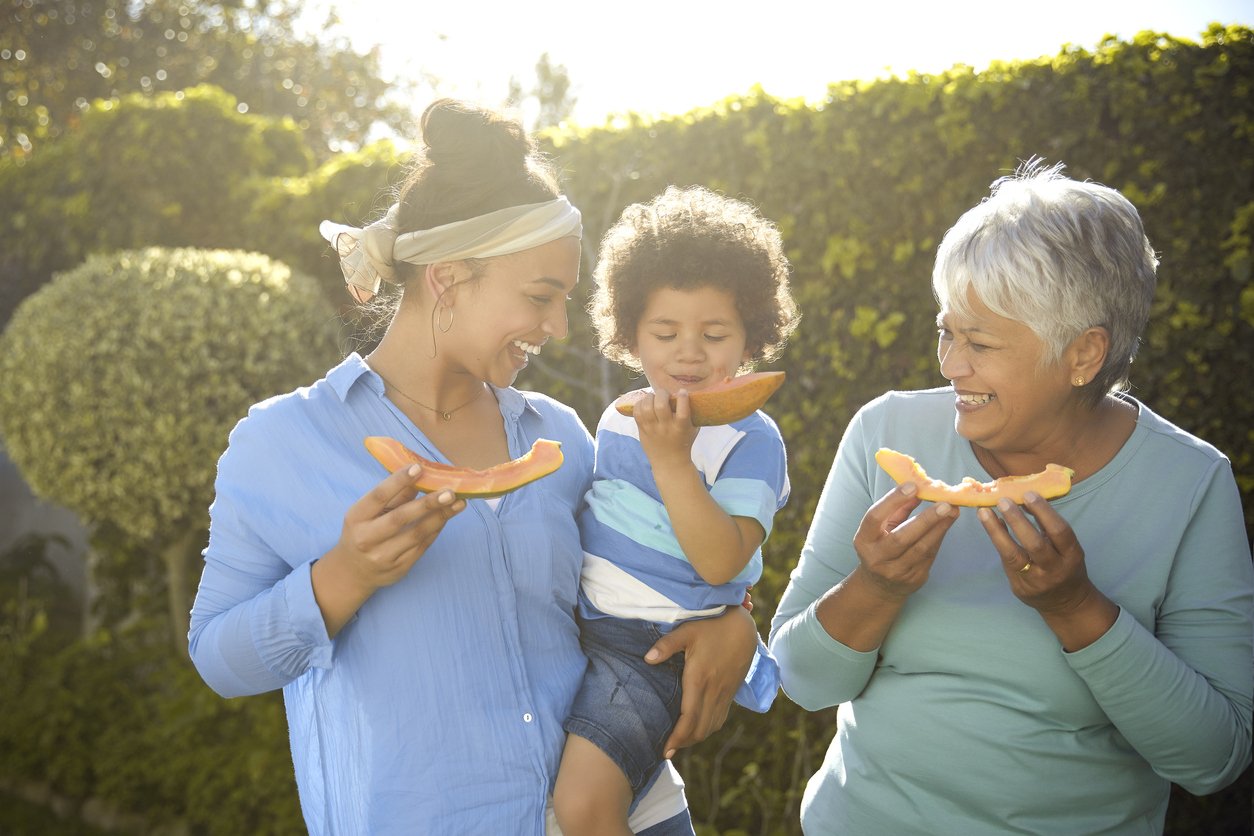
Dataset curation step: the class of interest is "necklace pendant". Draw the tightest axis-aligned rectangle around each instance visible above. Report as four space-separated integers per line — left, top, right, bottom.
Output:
440 410 453 421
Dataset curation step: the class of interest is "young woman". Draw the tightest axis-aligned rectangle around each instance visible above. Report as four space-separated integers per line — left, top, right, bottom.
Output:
189 99 758 835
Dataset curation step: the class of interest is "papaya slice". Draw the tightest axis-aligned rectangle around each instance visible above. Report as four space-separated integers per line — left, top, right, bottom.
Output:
874 447 1074 507
364 436 563 499
614 371 785 426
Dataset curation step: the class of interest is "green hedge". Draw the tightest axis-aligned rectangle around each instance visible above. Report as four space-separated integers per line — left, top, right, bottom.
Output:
0 615 303 833
545 26 1253 535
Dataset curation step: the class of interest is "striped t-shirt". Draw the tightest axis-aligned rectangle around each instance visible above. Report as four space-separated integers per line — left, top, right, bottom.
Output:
577 403 789 624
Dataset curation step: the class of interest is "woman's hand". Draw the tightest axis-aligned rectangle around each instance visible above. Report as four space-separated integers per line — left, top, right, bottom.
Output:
644 604 758 758
633 386 698 471
810 482 958 653
978 492 1118 650
312 465 466 636
853 482 959 601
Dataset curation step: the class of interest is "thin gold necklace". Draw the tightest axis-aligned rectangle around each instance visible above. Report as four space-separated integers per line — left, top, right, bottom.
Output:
384 377 487 421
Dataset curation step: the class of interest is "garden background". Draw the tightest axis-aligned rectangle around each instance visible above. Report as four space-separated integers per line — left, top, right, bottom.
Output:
0 11 1250 834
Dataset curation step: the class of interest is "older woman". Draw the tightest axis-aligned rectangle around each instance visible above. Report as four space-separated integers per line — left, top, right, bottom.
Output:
769 161 1253 835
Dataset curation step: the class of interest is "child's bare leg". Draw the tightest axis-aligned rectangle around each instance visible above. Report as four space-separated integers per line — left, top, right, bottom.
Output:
554 733 634 836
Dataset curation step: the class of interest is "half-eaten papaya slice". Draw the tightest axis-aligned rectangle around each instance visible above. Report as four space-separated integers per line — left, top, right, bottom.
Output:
364 436 563 499
875 447 1074 507
614 371 785 427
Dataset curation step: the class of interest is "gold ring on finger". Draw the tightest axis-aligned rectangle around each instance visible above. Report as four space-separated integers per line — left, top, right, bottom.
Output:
1019 561 1033 574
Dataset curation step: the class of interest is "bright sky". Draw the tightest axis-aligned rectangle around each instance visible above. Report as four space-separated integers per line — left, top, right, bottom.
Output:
321 0 1250 128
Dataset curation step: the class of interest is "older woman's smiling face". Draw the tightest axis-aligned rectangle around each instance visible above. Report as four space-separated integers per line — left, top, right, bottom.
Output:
936 292 1075 456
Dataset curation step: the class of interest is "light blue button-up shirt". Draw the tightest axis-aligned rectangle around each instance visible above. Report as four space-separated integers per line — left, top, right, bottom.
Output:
189 354 596 835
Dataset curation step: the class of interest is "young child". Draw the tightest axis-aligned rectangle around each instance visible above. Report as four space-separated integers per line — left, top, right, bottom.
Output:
553 186 800 835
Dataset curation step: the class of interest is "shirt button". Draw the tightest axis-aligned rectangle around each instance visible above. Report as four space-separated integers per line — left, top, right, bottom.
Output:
523 713 533 723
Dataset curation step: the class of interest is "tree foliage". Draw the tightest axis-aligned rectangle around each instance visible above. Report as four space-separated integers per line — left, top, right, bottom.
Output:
508 52 577 131
0 247 342 644
0 84 314 328
0 84 409 330
0 0 408 159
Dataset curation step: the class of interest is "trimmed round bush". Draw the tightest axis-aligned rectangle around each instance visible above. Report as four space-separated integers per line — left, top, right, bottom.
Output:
0 246 341 543
0 248 343 642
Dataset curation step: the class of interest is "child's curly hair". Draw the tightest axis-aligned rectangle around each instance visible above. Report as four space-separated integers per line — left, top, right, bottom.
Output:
588 185 800 373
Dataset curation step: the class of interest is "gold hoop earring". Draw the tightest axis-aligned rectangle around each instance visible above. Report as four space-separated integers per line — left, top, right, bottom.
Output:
437 305 455 333
1073 376 1086 387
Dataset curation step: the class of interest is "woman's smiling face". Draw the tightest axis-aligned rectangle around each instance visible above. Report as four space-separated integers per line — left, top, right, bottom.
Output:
936 291 1074 455
449 236 581 388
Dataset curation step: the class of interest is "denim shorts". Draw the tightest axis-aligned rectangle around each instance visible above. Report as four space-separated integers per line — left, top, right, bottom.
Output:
564 615 684 796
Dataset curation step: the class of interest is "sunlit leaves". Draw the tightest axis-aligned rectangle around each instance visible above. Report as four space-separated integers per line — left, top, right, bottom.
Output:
0 0 408 159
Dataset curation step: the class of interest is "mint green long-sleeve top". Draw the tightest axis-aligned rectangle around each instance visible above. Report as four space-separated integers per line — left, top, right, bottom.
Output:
768 389 1253 835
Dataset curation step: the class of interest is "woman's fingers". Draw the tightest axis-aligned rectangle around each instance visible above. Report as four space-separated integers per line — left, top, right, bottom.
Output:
650 607 755 756
1022 493 1081 555
979 493 1096 617
993 498 1049 553
660 652 733 756
679 674 731 750
859 483 957 554
862 481 922 534
905 500 960 553
856 483 924 557
341 469 465 577
376 489 464 556
349 464 424 522
976 505 1031 576
385 487 459 529
980 492 1078 573
854 483 958 598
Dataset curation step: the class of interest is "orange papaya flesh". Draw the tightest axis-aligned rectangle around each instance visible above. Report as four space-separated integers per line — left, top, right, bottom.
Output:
614 371 785 426
874 447 1074 507
364 436 563 499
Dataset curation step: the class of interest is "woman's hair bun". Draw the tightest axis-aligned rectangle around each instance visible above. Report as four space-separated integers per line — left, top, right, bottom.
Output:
419 98 531 174
393 98 560 237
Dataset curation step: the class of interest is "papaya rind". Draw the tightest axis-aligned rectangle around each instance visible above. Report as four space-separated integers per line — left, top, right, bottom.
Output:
364 436 563 499
614 371 785 426
874 447 1073 507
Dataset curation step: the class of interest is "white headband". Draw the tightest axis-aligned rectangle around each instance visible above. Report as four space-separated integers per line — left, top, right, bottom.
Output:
319 197 583 302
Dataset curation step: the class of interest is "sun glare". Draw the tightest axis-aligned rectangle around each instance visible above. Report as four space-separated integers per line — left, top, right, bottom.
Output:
313 0 1248 126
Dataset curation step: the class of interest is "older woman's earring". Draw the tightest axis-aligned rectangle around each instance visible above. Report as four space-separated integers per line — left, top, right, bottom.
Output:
437 305 455 333
1074 376 1086 387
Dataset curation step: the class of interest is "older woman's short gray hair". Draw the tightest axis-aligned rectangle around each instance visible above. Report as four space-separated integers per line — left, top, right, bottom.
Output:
932 159 1159 405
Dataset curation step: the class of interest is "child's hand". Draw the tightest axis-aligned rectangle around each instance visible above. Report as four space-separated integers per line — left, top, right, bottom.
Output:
632 386 698 471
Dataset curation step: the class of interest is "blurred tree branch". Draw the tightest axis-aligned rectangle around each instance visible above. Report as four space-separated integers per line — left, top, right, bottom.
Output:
507 52 576 131
0 0 414 160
